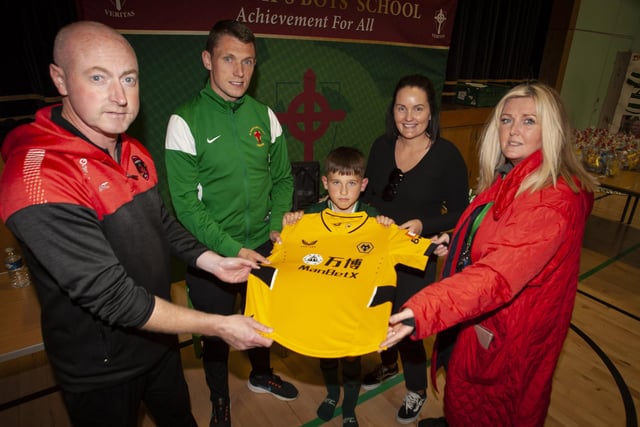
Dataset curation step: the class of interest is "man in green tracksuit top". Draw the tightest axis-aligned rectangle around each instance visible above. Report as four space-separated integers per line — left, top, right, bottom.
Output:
164 20 297 427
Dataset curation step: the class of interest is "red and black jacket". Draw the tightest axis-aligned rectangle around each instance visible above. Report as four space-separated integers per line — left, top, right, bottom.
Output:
0 106 207 392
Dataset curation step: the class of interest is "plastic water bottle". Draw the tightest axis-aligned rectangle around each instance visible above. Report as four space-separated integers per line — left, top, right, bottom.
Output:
4 247 31 288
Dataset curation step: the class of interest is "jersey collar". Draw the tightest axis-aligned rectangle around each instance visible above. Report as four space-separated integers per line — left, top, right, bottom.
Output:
320 209 369 233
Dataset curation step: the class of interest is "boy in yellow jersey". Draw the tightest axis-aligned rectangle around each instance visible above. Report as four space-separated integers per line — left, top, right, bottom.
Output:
246 146 432 427
283 147 394 426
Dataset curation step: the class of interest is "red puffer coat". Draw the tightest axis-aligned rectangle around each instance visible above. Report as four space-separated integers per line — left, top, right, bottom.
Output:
403 150 593 426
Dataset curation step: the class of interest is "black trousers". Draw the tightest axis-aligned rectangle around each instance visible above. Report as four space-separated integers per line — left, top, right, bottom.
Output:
380 257 437 392
61 349 196 427
186 240 273 402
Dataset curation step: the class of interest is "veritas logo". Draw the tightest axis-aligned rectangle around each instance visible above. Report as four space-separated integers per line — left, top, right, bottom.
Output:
105 0 135 18
431 8 447 40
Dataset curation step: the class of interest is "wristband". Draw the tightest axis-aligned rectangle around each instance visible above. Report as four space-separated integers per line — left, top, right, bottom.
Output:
401 317 416 328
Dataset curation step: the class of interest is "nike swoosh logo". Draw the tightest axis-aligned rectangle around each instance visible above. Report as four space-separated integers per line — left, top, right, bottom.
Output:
207 135 222 143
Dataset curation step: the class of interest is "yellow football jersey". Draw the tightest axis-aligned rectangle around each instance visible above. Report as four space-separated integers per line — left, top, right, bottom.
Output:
245 209 435 358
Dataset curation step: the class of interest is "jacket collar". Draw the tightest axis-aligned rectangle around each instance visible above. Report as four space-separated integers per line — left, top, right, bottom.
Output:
2 105 131 164
201 80 247 112
492 150 543 219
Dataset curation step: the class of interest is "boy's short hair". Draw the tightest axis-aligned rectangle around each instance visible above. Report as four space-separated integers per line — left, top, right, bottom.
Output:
325 146 367 177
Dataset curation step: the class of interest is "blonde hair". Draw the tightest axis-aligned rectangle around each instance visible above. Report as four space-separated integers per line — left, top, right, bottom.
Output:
476 82 597 195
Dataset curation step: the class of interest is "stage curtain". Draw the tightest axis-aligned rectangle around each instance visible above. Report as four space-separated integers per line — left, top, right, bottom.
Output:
446 0 553 81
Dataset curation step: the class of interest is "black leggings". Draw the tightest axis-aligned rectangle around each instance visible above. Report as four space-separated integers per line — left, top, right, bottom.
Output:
380 258 437 392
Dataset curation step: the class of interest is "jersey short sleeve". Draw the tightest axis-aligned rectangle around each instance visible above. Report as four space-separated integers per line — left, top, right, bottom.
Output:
245 209 435 357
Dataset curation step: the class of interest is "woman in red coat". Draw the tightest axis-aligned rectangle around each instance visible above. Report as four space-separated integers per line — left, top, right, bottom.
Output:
381 82 597 427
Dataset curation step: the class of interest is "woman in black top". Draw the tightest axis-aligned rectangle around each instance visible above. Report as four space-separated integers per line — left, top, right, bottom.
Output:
361 74 469 424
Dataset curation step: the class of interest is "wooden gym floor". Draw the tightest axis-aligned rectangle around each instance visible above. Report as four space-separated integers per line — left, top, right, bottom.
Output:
1 191 638 426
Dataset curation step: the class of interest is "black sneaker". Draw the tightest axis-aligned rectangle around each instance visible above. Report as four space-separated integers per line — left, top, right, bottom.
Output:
317 397 338 421
210 397 230 427
361 363 399 390
247 371 299 401
396 391 426 424
343 416 359 426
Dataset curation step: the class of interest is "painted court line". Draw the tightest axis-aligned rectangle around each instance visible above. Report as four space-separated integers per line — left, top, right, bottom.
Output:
300 373 407 426
578 241 640 322
579 242 640 281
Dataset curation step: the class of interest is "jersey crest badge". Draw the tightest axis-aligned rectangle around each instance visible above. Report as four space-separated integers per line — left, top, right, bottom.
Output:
131 155 149 180
357 242 374 253
303 254 323 265
250 126 265 147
